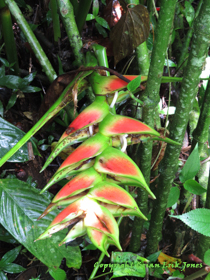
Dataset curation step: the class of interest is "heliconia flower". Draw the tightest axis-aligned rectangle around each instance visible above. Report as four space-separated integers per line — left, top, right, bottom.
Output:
61 96 109 139
99 113 159 137
58 133 110 171
37 193 84 220
86 228 109 257
88 182 140 210
89 75 147 95
41 133 110 192
106 174 150 190
40 128 90 172
40 158 95 192
59 220 86 246
52 168 103 202
36 198 86 240
88 182 147 219
84 202 121 250
94 147 156 199
100 202 146 219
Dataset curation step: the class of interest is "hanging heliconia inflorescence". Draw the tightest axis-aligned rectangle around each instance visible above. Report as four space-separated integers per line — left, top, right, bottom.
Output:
36 71 179 256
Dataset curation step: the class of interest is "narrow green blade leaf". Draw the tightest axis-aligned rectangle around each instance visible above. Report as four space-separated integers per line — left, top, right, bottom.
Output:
167 187 180 208
179 143 200 183
127 75 141 92
3 263 26 274
0 245 21 267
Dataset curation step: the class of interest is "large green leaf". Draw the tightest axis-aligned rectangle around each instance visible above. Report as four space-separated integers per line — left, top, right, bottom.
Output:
179 143 200 183
0 179 81 269
0 117 39 162
110 5 150 65
171 209 210 237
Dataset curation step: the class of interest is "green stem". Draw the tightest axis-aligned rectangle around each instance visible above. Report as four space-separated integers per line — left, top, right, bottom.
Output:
0 72 90 167
89 217 123 280
194 81 210 259
136 42 150 76
183 267 209 280
177 0 203 70
0 3 19 75
91 44 110 76
130 0 177 253
146 0 210 255
4 0 57 83
57 0 84 66
192 81 210 153
50 0 61 42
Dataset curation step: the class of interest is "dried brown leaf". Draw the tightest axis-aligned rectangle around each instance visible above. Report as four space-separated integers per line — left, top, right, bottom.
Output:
110 4 150 66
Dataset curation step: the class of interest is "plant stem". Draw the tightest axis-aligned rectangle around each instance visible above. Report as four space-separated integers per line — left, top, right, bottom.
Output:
91 44 110 76
183 267 210 280
192 81 210 153
146 0 210 255
4 0 57 83
129 0 177 253
50 0 61 42
194 81 210 258
0 72 90 167
57 0 84 66
177 0 203 70
0 3 19 75
89 217 123 280
136 42 150 76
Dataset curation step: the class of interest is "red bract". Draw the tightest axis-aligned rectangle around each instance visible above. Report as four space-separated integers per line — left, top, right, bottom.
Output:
89 182 139 209
60 96 109 139
52 168 102 202
42 158 95 192
94 147 156 199
89 75 147 95
59 133 109 170
99 113 160 137
40 128 90 172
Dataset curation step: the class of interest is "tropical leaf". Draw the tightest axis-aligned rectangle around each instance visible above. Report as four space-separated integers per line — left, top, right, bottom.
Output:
171 209 210 237
110 5 150 65
0 179 81 269
0 117 39 162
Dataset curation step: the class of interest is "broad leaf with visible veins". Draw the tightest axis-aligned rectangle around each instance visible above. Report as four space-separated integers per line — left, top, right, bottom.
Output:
0 179 81 269
110 5 150 65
